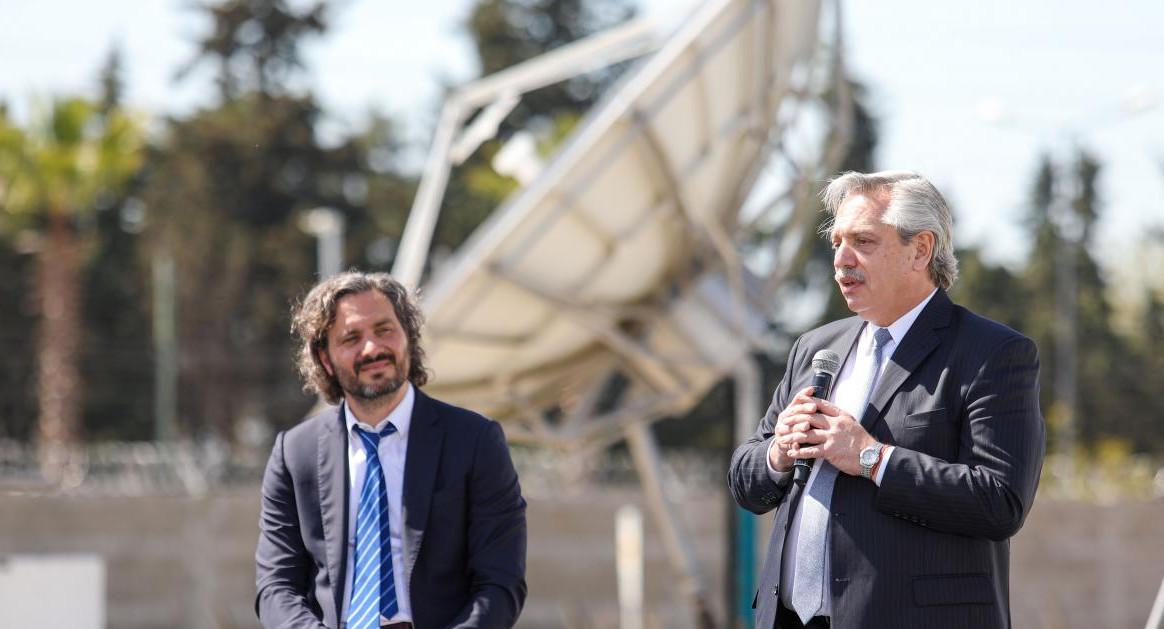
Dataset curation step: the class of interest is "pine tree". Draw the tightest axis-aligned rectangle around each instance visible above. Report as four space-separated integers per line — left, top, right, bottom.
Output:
141 0 415 437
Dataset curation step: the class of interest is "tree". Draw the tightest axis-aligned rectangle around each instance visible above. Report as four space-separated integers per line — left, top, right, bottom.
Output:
0 98 143 472
1012 150 1159 454
178 0 327 101
947 247 1026 332
139 0 416 438
142 94 416 436
82 48 157 441
0 230 37 440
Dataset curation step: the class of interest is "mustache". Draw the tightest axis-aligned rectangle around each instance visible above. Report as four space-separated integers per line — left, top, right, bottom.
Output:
356 352 395 372
835 268 866 283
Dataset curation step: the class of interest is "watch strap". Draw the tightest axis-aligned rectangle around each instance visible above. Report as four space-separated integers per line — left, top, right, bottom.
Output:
860 443 886 479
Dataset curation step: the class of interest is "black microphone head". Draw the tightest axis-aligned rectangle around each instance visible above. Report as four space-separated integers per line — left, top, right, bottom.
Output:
811 349 841 376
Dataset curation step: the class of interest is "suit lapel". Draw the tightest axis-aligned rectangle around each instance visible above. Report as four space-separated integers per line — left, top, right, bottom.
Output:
402 389 444 585
861 290 953 431
829 320 864 383
316 404 347 623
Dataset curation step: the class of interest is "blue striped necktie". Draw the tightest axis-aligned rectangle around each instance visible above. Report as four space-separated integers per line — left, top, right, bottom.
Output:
348 424 399 629
791 326 893 623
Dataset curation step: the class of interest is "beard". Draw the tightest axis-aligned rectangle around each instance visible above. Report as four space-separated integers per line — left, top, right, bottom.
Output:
333 351 408 402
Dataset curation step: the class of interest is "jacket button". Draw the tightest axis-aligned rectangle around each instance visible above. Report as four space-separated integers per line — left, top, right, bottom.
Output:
773 585 780 596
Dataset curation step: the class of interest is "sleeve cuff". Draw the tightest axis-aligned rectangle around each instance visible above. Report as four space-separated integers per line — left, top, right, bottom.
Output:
765 439 793 486
872 446 895 485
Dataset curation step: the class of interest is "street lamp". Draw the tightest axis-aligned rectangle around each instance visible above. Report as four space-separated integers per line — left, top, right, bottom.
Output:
298 207 346 279
297 207 347 418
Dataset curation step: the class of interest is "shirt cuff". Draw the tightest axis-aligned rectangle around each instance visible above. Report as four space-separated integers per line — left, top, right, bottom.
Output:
765 439 793 486
872 446 895 485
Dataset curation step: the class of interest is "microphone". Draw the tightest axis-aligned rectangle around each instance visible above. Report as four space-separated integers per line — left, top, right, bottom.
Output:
792 349 841 487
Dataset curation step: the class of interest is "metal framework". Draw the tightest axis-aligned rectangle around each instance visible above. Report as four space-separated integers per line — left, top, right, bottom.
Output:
392 0 849 624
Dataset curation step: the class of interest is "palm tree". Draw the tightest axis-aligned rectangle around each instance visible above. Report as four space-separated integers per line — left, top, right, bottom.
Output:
0 98 143 480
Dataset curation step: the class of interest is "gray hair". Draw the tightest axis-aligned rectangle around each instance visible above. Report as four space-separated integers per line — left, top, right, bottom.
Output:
821 170 958 289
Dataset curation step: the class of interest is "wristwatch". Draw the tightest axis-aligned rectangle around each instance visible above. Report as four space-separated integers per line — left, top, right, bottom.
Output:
859 443 886 479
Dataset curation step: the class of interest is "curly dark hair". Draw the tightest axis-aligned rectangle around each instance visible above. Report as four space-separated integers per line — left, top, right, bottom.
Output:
291 271 430 404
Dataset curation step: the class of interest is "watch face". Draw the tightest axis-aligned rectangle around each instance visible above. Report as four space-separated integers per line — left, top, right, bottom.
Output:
861 447 878 465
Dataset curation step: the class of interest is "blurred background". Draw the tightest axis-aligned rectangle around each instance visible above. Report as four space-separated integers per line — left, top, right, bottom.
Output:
1 0 1163 628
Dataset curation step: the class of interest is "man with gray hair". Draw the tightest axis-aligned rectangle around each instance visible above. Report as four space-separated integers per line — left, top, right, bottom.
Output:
729 171 1045 628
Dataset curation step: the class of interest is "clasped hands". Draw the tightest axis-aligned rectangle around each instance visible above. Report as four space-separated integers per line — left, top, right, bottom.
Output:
769 386 878 477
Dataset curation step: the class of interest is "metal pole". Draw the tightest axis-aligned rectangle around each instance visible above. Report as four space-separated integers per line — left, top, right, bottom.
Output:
624 420 717 629
616 504 645 629
392 102 462 290
732 357 762 627
299 207 346 279
1146 571 1164 629
1053 162 1078 473
152 251 177 442
392 17 665 291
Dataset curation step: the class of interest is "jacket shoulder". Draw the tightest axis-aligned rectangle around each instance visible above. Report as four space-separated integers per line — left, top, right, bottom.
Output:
809 315 863 337
796 315 862 350
422 393 496 432
951 304 1035 348
279 405 341 450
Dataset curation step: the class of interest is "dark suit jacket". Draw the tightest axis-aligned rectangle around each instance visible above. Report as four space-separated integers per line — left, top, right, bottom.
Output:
728 290 1045 629
255 389 528 629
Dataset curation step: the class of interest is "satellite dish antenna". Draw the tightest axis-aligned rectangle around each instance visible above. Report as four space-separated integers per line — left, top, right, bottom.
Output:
393 0 847 623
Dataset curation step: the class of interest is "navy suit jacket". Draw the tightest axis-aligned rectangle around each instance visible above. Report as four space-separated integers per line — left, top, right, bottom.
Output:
255 389 527 629
729 290 1045 629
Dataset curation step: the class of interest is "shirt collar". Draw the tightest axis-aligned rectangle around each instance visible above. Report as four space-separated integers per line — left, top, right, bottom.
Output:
863 287 938 346
343 381 415 440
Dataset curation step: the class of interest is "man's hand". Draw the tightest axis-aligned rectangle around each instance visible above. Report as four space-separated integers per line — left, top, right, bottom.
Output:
782 394 878 477
768 386 826 472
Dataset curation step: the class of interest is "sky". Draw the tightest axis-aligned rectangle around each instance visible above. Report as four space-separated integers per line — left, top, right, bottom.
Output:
2 0 1163 282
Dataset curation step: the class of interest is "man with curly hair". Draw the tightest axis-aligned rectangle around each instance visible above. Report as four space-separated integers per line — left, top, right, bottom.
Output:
255 271 527 629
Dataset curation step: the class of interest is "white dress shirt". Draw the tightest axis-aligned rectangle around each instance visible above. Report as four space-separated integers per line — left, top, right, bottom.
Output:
775 288 937 614
341 382 415 625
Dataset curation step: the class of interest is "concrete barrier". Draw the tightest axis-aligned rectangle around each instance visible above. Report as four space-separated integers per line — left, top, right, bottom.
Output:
1 486 1160 628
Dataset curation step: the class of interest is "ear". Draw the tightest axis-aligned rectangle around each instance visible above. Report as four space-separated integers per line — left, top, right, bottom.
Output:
317 347 334 377
912 231 935 272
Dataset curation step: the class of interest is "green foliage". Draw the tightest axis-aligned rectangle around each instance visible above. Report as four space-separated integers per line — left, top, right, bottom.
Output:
178 0 327 101
793 79 881 325
956 150 1164 455
1039 440 1162 502
0 0 418 442
0 96 145 452
2 0 1159 469
0 239 37 440
98 47 125 113
947 247 1026 332
0 98 143 224
80 200 154 440
108 0 419 439
140 91 415 436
